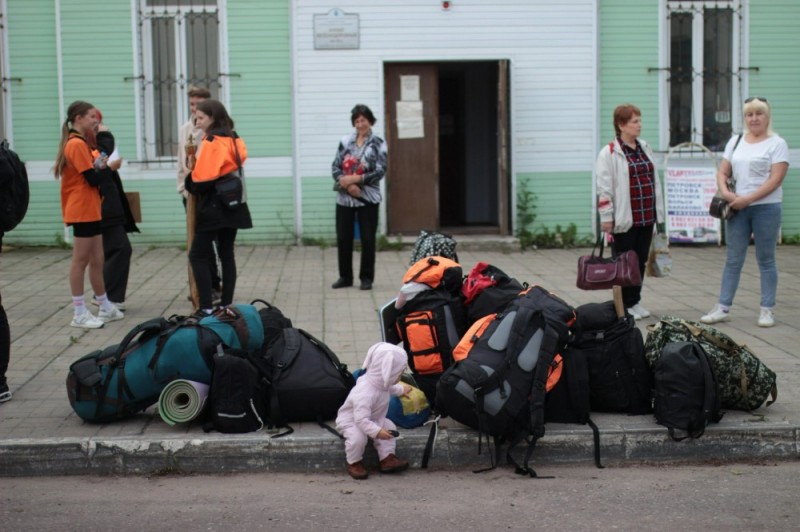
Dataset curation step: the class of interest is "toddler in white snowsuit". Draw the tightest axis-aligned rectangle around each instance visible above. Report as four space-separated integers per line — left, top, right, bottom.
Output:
336 342 412 479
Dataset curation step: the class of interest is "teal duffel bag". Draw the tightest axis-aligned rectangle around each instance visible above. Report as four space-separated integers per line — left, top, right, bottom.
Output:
66 305 264 423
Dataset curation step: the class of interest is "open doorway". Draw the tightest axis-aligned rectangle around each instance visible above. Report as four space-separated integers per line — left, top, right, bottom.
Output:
384 60 510 235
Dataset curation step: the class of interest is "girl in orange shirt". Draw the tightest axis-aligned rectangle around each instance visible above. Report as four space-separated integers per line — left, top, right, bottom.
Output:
53 101 124 328
184 99 252 316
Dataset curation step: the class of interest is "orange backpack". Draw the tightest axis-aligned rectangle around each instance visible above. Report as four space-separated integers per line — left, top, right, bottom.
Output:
403 256 463 293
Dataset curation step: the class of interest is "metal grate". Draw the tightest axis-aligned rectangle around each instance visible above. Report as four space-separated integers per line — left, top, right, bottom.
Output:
136 1 220 160
665 1 746 151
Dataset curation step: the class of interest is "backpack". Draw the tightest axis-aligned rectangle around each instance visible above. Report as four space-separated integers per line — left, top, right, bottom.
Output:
251 298 293 349
204 347 269 433
395 256 467 402
435 286 575 476
255 328 355 430
543 348 604 469
66 317 217 423
0 139 30 232
653 341 723 440
395 289 467 403
409 230 458 264
66 304 264 423
403 255 463 294
461 262 526 325
570 301 653 414
644 316 777 411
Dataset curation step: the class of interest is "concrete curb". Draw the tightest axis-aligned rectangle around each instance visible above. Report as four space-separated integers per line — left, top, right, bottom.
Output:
2 420 797 477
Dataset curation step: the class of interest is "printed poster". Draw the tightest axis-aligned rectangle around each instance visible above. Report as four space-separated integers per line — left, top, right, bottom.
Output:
664 166 721 244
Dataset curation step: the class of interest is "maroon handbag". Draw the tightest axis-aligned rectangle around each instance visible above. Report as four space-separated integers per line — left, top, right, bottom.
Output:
576 235 642 290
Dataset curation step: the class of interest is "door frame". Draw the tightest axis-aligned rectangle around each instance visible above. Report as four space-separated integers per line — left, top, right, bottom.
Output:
378 57 514 236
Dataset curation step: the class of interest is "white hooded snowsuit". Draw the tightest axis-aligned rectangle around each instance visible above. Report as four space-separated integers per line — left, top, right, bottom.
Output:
336 342 408 464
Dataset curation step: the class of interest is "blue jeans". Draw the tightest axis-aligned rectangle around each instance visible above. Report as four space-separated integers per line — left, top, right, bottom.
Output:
719 203 782 308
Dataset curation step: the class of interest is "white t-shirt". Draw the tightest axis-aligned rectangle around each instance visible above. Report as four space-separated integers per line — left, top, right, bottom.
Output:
724 134 790 205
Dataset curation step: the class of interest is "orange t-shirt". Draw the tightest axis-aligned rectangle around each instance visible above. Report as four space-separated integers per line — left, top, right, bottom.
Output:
60 133 102 224
191 135 247 183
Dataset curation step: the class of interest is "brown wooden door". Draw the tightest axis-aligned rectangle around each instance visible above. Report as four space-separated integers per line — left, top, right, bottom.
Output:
497 60 510 235
384 63 439 234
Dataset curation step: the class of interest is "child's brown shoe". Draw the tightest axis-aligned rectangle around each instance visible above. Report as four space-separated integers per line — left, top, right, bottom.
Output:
347 461 369 480
379 454 409 473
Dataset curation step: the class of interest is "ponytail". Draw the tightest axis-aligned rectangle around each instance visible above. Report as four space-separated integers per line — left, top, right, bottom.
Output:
53 100 94 179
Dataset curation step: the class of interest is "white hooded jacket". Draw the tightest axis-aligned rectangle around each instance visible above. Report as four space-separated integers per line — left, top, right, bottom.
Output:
335 343 407 439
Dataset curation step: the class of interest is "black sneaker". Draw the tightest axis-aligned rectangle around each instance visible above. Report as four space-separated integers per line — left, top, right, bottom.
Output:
0 382 11 404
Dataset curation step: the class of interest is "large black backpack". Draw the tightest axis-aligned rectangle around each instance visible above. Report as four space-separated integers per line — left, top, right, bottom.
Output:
543 348 603 469
204 347 269 433
0 139 30 232
435 286 575 476
570 301 653 414
653 341 723 440
255 328 355 431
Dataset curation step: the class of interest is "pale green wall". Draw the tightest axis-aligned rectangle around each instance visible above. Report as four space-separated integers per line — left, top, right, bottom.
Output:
228 1 292 157
598 1 660 145
6 1 60 161
3 0 294 247
301 177 337 241
749 3 800 237
517 172 596 239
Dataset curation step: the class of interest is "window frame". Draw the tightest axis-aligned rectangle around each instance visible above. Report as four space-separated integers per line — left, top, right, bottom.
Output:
659 0 748 151
135 0 229 162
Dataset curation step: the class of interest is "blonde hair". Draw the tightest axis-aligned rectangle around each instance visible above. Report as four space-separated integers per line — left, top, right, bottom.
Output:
742 98 774 136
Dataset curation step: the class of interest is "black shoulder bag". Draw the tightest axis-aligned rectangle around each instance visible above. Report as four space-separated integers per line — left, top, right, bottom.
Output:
708 134 742 220
215 137 244 210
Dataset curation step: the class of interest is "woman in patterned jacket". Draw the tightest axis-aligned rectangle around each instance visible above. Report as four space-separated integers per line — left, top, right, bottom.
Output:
330 104 388 291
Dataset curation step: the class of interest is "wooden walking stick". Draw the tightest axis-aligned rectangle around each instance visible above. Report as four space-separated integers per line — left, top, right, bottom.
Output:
185 136 200 311
612 285 625 319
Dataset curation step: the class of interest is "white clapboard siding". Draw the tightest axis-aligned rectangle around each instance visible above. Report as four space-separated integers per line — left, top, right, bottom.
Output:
293 0 597 179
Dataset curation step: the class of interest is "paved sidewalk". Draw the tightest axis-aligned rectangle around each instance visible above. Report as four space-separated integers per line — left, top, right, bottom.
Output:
0 242 798 476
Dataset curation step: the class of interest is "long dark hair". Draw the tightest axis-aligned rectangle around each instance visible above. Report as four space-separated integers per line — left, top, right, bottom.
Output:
196 99 235 136
54 100 94 178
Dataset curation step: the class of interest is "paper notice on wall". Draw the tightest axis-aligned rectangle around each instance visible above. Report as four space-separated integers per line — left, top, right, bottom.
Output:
400 75 420 101
665 166 721 244
396 101 424 139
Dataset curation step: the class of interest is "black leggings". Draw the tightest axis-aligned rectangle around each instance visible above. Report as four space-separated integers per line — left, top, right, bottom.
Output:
190 228 238 309
0 299 9 386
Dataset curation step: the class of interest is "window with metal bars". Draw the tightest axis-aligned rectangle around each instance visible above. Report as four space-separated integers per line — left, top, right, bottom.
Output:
667 1 741 151
138 0 221 160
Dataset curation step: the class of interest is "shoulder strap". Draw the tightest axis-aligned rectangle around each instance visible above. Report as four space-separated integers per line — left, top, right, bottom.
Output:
731 133 743 153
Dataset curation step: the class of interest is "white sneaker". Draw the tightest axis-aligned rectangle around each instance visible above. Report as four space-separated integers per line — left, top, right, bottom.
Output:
92 298 126 311
98 305 125 323
700 305 730 324
758 309 775 328
630 303 651 318
626 307 642 320
71 311 105 329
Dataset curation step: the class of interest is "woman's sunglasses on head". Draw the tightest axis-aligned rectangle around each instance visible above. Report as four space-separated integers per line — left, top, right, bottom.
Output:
745 96 767 103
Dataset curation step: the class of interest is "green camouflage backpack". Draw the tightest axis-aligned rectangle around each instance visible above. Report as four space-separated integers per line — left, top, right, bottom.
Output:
644 316 777 411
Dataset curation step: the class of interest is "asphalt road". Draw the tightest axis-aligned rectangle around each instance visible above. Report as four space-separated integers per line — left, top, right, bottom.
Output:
2 460 798 530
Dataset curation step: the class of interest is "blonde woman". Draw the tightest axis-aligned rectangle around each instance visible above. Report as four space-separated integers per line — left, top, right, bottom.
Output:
701 97 790 327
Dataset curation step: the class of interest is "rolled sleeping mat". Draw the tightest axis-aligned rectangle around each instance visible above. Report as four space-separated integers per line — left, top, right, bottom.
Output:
158 379 210 426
